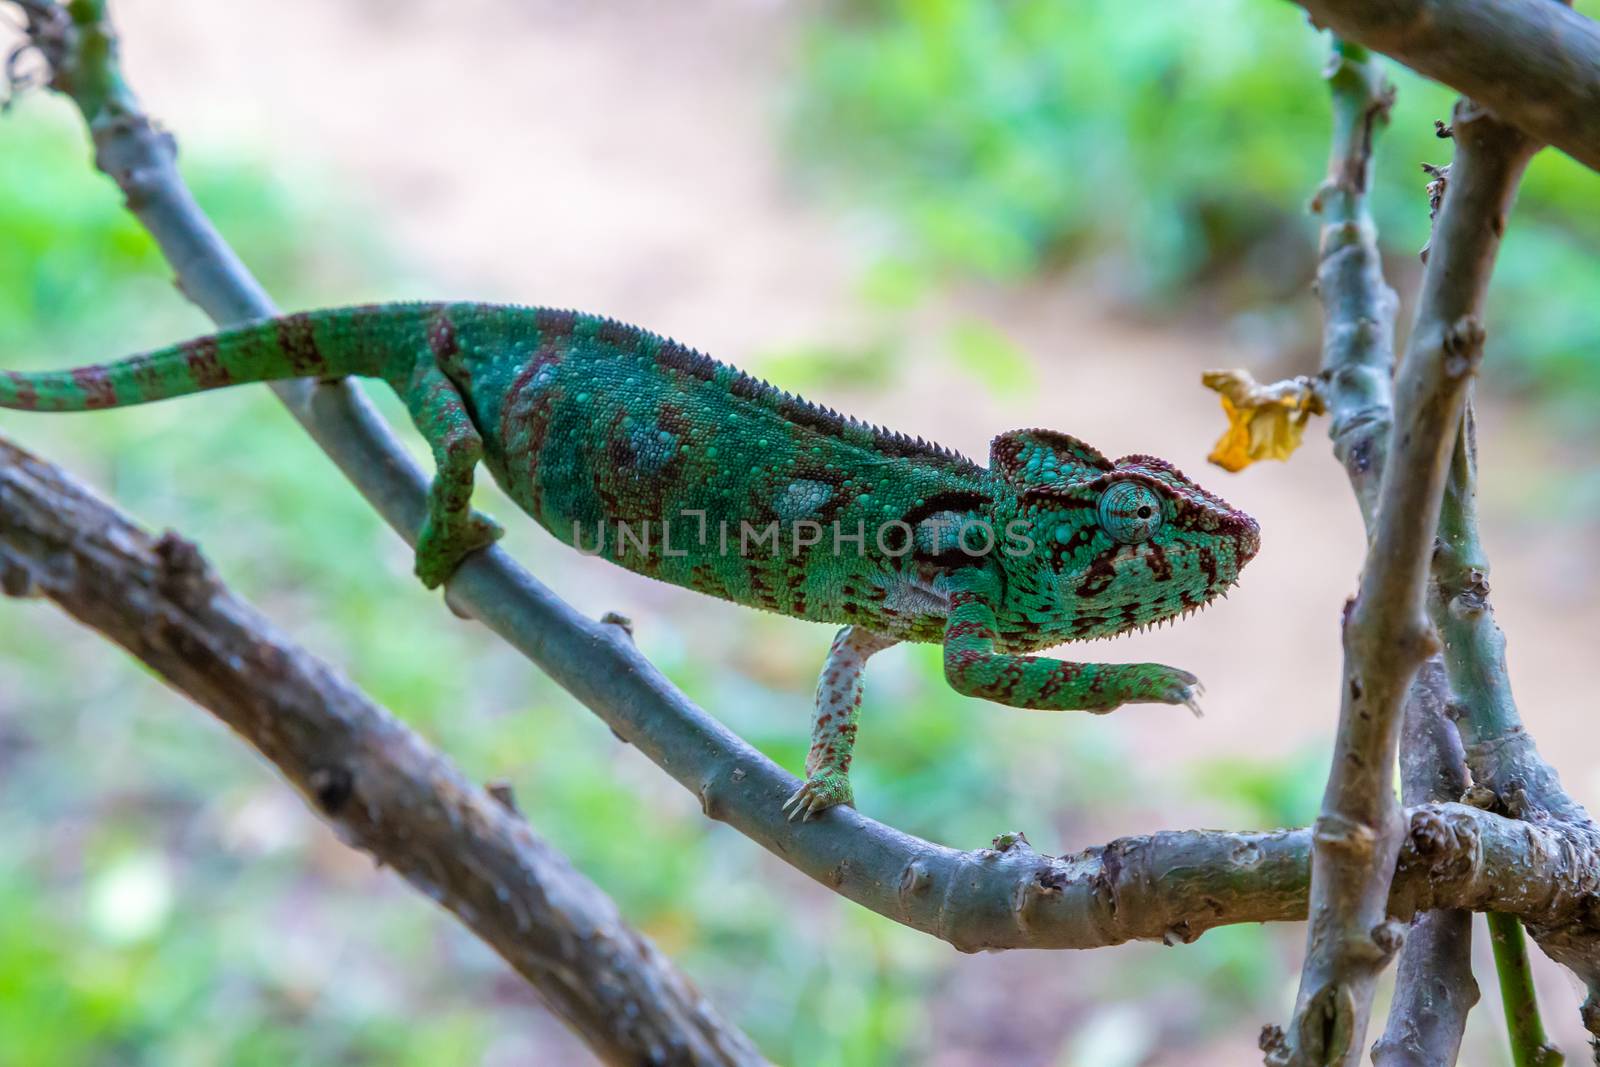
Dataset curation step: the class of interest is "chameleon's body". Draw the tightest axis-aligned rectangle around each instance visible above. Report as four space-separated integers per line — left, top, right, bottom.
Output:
0 302 1259 817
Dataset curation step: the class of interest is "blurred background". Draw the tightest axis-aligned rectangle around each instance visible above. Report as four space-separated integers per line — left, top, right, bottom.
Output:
2 1 1598 1063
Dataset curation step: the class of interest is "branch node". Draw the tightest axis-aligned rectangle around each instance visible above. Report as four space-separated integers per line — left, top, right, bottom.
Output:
0 552 39 598
1313 812 1378 857
989 830 1032 854
309 765 355 816
486 778 521 817
1370 918 1406 958
600 611 635 639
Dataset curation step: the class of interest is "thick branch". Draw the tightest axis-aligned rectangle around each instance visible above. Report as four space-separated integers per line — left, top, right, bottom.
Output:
0 435 767 1067
1277 75 1539 1062
1286 0 1600 174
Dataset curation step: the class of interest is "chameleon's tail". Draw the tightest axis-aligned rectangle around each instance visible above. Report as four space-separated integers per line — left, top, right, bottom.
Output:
0 303 442 412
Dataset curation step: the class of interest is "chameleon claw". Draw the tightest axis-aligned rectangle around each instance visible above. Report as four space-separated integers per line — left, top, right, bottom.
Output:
783 772 852 821
1182 691 1205 718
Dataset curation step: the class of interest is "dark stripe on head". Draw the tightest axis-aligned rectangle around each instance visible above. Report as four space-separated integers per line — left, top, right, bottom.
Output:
1144 543 1172 582
900 491 991 530
1074 545 1120 598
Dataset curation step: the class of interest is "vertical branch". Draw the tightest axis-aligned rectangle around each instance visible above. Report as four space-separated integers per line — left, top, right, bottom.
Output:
1435 406 1599 1057
1371 660 1478 1066
1311 39 1397 529
1271 52 1539 1060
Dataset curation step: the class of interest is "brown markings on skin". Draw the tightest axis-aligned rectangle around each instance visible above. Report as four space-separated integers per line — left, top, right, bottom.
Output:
274 312 324 376
654 339 719 384
686 563 730 600
1144 542 1173 582
183 336 232 390
536 308 578 338
503 352 563 520
785 568 808 617
71 367 117 409
1075 545 1121 598
1071 615 1108 637
1197 546 1219 590
776 396 850 438
1049 524 1100 566
945 621 996 642
427 306 461 374
595 319 636 350
1035 661 1084 703
7 372 39 410
749 565 781 612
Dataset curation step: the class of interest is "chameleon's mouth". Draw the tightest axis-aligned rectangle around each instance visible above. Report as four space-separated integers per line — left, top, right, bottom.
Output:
1105 524 1257 636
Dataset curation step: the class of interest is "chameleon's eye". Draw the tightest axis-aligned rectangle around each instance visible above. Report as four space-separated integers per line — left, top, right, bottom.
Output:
1097 481 1163 544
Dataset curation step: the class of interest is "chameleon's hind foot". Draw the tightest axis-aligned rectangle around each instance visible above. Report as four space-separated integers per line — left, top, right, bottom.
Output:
414 510 505 588
782 770 853 821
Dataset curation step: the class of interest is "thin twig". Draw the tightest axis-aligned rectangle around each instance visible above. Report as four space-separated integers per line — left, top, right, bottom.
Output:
1490 911 1565 1067
1488 911 1565 1067
0 435 769 1067
1286 0 1600 174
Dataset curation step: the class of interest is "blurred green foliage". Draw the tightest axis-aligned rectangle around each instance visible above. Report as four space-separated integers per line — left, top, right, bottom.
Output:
792 0 1600 426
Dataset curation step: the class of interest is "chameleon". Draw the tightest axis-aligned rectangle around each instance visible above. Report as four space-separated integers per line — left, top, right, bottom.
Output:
0 302 1260 819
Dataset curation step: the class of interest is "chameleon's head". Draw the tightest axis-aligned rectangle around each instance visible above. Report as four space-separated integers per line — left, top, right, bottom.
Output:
989 430 1259 639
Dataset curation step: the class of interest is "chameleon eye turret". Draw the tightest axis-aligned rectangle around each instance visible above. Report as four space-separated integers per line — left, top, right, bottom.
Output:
1097 481 1163 544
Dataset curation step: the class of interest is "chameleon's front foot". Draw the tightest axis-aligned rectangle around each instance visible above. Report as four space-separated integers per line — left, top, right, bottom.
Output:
782 769 853 821
414 511 505 589
1115 663 1205 718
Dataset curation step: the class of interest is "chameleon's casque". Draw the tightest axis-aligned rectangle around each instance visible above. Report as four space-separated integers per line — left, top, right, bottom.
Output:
0 302 1259 817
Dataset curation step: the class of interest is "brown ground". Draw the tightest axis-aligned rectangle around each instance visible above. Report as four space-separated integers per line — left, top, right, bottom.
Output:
47 0 1600 1061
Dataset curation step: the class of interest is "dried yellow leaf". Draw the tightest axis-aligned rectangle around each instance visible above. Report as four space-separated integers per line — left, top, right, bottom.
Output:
1201 370 1325 473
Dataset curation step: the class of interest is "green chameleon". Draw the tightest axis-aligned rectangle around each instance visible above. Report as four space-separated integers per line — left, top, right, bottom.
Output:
0 303 1259 818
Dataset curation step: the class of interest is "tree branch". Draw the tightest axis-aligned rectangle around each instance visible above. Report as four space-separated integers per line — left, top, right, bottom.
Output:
1372 661 1479 1066
1285 0 1600 175
0 434 768 1067
1274 54 1542 1060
